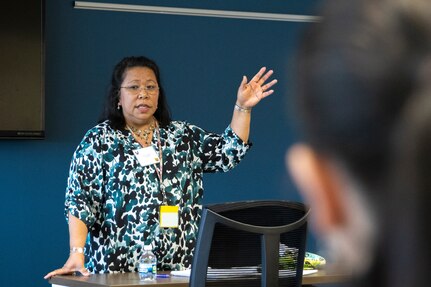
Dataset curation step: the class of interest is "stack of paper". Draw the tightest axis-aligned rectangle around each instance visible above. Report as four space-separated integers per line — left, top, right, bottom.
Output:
207 266 260 279
170 267 318 278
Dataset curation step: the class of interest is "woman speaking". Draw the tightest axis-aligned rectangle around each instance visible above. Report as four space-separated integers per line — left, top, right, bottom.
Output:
45 56 276 278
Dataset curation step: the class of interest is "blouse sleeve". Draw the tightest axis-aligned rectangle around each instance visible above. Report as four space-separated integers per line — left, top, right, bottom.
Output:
64 128 104 228
189 124 252 173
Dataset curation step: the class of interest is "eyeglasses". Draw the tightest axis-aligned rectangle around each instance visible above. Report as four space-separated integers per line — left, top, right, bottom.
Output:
120 81 159 96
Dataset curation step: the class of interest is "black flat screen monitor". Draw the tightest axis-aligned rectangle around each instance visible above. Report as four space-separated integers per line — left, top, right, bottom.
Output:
0 1 45 139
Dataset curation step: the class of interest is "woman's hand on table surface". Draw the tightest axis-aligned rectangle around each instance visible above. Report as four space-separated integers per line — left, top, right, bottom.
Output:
44 253 90 279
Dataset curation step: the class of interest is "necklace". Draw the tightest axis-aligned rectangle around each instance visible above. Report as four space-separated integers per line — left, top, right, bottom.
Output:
127 121 155 145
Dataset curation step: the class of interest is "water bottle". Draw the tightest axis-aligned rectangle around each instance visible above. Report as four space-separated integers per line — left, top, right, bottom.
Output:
138 245 157 281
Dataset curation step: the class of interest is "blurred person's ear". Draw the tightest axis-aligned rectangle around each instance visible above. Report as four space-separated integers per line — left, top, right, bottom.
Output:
287 144 347 236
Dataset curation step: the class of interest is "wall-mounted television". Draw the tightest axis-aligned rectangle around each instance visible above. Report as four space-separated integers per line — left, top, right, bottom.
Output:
0 1 45 139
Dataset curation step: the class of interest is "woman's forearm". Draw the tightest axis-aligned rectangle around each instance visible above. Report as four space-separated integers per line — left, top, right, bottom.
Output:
43 213 90 279
231 68 276 143
230 104 251 143
68 212 88 249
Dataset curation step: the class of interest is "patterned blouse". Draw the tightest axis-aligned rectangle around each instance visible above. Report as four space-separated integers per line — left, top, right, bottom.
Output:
65 120 251 273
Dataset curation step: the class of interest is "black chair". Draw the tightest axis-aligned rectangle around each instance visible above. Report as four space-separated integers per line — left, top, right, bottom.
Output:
189 200 309 287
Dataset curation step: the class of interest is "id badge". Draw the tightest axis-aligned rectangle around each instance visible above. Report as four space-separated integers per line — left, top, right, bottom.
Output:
159 205 179 228
133 146 160 167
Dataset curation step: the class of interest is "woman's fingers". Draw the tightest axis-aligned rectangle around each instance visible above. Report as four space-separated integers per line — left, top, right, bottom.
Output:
249 69 276 94
44 266 72 279
44 265 90 279
262 79 278 92
250 67 267 83
258 69 274 85
240 75 248 90
237 67 276 105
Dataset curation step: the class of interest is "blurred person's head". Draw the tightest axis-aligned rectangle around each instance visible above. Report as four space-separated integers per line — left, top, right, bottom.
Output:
287 0 431 285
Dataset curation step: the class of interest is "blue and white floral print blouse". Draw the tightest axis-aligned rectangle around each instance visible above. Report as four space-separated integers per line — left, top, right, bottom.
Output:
65 120 251 273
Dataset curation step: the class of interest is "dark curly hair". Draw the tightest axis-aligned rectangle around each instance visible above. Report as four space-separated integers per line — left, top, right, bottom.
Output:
99 56 172 129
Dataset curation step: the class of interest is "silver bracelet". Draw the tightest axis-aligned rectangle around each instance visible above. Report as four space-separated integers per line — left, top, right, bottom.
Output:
234 103 252 113
70 246 85 254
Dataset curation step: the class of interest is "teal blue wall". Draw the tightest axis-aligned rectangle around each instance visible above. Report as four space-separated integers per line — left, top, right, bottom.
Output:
0 1 322 286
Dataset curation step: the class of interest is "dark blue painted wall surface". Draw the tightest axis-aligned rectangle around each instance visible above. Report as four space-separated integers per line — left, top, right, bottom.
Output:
0 1 323 286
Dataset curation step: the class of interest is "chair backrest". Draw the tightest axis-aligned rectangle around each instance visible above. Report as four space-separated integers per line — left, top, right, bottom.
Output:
189 200 309 287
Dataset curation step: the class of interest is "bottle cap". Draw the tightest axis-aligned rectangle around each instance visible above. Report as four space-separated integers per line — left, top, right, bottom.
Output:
144 245 152 251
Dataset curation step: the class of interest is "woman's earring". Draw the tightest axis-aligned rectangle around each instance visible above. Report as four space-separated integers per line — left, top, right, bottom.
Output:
117 103 121 110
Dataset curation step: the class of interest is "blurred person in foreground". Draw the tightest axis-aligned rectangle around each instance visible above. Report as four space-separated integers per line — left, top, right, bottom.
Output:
287 0 431 286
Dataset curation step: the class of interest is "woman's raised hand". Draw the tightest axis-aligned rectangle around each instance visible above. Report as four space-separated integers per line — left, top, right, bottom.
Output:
236 67 277 109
